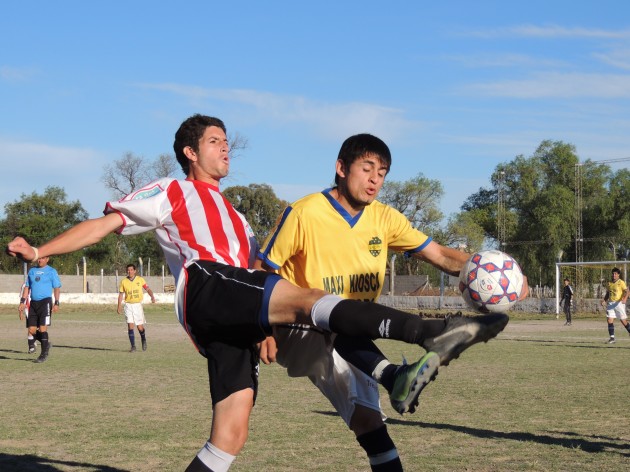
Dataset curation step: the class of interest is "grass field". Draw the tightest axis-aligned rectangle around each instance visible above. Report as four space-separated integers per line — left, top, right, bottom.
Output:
0 304 628 471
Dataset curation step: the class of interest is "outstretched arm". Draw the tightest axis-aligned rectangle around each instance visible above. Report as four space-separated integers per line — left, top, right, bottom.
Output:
7 213 123 261
412 241 469 276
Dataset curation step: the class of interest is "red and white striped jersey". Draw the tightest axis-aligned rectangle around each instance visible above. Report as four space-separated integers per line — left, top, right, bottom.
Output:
104 178 258 282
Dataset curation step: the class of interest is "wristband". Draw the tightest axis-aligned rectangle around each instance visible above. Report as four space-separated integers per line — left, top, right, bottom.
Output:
54 300 60 306
20 298 26 304
30 247 39 263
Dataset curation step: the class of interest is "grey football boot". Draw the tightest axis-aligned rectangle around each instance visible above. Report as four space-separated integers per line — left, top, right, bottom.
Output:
422 313 509 366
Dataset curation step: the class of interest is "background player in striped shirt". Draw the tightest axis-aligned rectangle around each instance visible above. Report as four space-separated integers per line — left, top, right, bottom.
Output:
7 114 509 472
117 263 155 352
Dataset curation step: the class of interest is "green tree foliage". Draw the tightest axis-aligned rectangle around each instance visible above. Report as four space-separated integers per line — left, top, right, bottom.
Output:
442 212 485 254
223 184 288 244
379 173 444 236
0 186 91 274
378 173 449 278
460 140 630 286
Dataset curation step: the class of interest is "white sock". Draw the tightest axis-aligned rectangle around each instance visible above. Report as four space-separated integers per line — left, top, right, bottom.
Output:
197 442 235 472
310 294 343 331
371 359 392 381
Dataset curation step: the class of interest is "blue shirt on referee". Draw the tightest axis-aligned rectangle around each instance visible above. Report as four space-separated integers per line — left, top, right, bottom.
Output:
26 264 61 301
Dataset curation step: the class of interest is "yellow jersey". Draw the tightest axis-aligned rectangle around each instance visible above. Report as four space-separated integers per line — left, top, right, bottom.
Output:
607 278 628 302
258 189 431 302
119 276 148 304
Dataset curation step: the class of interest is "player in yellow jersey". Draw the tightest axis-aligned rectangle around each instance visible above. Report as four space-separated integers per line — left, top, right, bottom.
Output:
258 133 523 471
118 263 156 352
601 267 629 343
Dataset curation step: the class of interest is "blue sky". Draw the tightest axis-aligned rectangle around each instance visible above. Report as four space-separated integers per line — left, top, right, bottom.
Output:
2 1 629 220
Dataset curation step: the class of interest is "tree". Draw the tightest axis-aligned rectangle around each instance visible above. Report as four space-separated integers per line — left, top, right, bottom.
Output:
442 212 485 254
0 186 91 274
223 184 288 244
377 173 447 277
102 134 249 200
379 173 444 236
460 140 630 286
101 152 153 199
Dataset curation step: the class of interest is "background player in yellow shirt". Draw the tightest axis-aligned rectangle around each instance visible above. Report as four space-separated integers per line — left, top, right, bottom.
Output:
601 267 629 343
258 133 520 471
118 263 156 352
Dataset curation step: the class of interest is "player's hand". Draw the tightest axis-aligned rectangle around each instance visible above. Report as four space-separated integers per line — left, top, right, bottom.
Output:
6 237 36 262
18 304 24 320
519 276 529 300
258 336 277 365
52 305 59 313
117 307 122 315
151 298 156 304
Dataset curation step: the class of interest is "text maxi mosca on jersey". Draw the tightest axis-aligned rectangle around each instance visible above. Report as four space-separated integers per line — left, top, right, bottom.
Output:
322 272 381 302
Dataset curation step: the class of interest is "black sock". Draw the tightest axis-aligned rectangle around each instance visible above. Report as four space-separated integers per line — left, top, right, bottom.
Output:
333 336 388 378
380 364 398 394
608 324 615 337
356 425 403 472
625 323 630 334
128 329 135 346
40 331 49 351
139 329 146 341
328 300 426 344
184 456 214 472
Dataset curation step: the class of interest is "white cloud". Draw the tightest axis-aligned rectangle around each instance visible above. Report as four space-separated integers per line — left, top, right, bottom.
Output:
447 53 568 69
0 137 111 217
136 83 422 142
463 72 630 98
0 138 102 172
468 25 630 39
0 66 37 82
593 47 630 70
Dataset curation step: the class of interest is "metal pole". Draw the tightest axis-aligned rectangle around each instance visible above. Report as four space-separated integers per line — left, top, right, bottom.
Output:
82 257 87 293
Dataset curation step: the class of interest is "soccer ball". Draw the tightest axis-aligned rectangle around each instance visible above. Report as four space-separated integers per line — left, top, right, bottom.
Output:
459 250 524 313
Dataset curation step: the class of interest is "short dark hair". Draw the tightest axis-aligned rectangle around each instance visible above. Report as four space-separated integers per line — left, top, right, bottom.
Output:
564 278 570 282
334 133 391 185
612 267 621 275
173 114 226 175
126 264 136 270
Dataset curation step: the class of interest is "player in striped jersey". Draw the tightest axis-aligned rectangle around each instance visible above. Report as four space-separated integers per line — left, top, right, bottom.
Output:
7 114 509 472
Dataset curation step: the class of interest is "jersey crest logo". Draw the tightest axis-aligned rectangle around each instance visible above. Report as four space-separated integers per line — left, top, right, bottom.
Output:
128 183 164 201
368 236 382 257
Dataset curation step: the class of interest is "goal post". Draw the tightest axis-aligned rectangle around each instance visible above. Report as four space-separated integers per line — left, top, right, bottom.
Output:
555 260 629 315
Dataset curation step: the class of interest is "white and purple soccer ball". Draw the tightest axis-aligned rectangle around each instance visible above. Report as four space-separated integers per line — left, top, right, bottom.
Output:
459 250 524 313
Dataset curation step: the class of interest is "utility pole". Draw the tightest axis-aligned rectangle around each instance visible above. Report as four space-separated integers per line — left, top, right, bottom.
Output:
497 170 506 249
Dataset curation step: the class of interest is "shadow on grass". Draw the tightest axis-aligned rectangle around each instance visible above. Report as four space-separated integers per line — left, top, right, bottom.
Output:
392 420 630 457
51 344 118 352
314 411 630 457
500 338 630 350
0 345 118 359
0 453 128 472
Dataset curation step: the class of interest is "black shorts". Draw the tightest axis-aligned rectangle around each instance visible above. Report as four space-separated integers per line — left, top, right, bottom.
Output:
27 298 52 328
183 261 281 405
